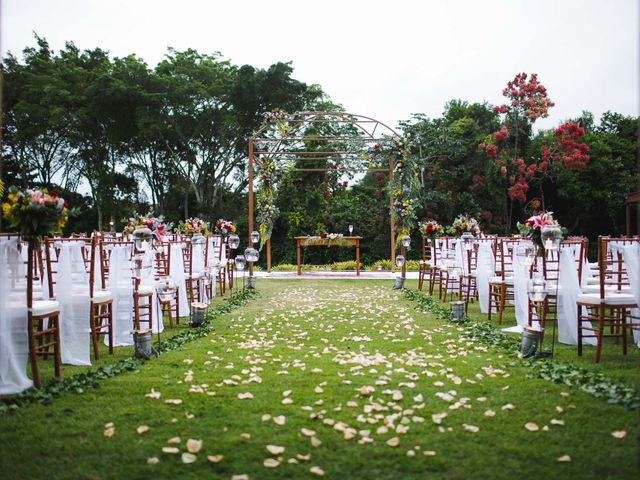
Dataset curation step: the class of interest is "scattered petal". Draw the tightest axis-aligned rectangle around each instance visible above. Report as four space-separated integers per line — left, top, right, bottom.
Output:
103 427 114 437
525 422 539 432
463 424 479 433
266 445 285 455
165 399 183 405
301 428 316 437
186 439 202 453
386 437 400 447
162 447 179 454
310 466 325 476
263 458 280 468
207 455 224 463
423 450 437 457
136 425 150 434
238 392 254 400
145 389 161 399
484 410 496 417
274 415 286 426
181 453 197 464
167 437 181 444
557 455 572 463
611 431 627 439
311 436 322 448
147 457 159 464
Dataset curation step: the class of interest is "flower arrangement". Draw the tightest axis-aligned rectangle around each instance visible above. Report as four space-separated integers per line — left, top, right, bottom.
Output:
177 217 209 237
517 211 564 251
214 219 236 236
1 187 71 240
419 220 444 239
256 156 279 250
123 211 170 241
303 232 351 247
447 214 481 238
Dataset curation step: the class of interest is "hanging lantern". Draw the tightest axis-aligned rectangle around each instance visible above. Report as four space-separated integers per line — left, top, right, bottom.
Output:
156 277 177 303
244 248 259 263
395 255 405 268
541 225 562 251
516 243 537 267
234 255 246 271
191 233 206 245
132 227 153 252
228 234 240 250
401 235 411 248
527 274 547 303
251 230 260 245
461 231 475 251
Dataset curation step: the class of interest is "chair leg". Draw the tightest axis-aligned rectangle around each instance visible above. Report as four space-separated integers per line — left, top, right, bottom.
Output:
577 305 583 356
90 303 100 361
497 285 506 324
53 314 61 378
595 304 605 363
28 316 41 389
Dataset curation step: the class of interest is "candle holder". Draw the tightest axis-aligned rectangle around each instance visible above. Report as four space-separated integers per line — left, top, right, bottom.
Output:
132 227 153 252
541 225 562 251
190 302 208 327
244 247 259 289
449 301 465 322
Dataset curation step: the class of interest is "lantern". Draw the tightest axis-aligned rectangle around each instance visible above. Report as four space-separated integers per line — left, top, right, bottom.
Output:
461 231 475 251
251 230 260 245
541 225 562 251
401 235 411 248
234 255 246 271
395 255 405 268
228 234 240 250
156 277 177 303
244 248 259 263
527 274 547 303
132 227 153 252
449 301 465 322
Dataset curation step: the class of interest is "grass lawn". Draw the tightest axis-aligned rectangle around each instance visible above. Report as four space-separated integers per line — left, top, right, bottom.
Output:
0 279 637 479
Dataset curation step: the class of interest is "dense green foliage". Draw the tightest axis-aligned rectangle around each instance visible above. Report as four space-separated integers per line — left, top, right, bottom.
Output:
2 36 638 263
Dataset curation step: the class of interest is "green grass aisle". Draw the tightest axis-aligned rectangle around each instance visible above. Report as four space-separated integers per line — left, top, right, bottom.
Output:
0 280 636 479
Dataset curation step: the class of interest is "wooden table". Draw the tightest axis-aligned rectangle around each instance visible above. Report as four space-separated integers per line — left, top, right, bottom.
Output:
294 236 362 275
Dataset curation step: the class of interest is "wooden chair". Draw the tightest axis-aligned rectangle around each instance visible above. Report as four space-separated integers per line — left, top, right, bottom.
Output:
577 237 638 362
154 241 180 328
27 240 61 388
487 238 518 324
418 237 433 291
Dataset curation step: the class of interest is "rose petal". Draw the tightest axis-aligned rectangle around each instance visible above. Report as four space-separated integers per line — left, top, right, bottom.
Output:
263 458 280 468
611 430 627 439
137 425 150 434
274 415 286 425
266 445 285 455
181 452 197 464
186 439 202 453
162 447 179 454
301 428 316 437
557 455 572 463
386 437 400 447
310 466 325 476
525 422 539 432
147 457 159 464
207 455 224 463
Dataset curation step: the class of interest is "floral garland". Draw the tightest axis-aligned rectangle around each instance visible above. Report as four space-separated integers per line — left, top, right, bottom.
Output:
255 155 279 250
2 187 71 240
371 135 419 245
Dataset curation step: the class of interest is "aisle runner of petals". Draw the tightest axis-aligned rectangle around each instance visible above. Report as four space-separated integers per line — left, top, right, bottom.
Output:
107 286 626 476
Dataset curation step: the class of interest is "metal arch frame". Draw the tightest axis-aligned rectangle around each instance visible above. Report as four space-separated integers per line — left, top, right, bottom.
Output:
248 111 402 273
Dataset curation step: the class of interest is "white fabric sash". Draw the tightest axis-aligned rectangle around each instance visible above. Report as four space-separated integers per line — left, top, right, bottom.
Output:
56 243 91 366
170 244 190 317
107 246 134 346
0 239 33 394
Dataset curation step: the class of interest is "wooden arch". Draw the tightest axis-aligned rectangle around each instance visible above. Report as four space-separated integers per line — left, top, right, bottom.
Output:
248 111 402 272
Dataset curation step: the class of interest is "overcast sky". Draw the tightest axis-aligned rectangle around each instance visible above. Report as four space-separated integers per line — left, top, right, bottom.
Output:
2 0 639 132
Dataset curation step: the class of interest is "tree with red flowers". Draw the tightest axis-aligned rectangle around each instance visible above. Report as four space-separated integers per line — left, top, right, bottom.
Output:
479 73 590 229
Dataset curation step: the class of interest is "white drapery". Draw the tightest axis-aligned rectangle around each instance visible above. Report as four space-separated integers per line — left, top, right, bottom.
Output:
622 244 640 346
106 245 134 346
475 242 495 314
0 239 33 394
170 244 190 317
56 242 91 366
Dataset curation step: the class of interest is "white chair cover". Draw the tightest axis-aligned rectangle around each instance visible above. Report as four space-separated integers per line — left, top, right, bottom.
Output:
476 242 495 313
170 244 190 317
56 243 91 366
622 244 640 346
557 248 596 346
107 246 134 346
139 250 164 333
510 248 530 332
191 243 209 304
0 239 33 394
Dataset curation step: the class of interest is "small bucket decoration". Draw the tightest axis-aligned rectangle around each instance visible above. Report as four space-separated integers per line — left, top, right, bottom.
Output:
520 326 542 359
190 302 208 327
133 329 156 359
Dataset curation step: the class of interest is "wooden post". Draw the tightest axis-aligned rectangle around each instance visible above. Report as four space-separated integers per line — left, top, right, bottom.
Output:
248 139 254 276
267 238 272 273
389 155 395 273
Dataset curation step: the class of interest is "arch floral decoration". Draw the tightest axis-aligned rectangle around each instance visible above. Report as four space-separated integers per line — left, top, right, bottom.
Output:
248 110 420 271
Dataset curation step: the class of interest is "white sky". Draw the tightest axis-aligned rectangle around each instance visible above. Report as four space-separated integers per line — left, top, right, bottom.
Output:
2 0 639 132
